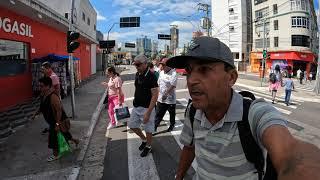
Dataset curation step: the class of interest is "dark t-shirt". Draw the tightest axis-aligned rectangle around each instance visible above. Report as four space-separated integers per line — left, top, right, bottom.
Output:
133 69 159 108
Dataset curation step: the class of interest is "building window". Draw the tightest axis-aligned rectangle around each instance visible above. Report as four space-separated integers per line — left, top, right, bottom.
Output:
229 26 235 32
291 0 309 11
232 52 240 59
254 0 268 5
229 8 234 15
0 39 29 76
255 38 270 48
87 18 90 26
292 35 309 47
273 4 278 14
255 7 269 19
291 16 309 29
94 24 96 30
274 20 278 30
274 37 279 47
82 12 85 21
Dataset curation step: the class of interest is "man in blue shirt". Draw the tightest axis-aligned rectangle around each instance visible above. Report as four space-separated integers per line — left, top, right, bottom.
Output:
282 74 295 106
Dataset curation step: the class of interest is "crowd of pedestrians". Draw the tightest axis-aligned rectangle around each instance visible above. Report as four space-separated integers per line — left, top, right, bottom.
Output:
99 37 320 180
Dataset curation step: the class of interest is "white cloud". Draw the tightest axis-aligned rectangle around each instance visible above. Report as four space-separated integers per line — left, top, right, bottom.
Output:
96 10 107 21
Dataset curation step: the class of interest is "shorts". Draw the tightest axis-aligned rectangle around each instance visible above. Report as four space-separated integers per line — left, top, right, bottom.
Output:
128 107 155 133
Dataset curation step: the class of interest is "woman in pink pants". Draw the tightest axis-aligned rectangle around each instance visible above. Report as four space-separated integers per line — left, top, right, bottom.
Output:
101 67 124 129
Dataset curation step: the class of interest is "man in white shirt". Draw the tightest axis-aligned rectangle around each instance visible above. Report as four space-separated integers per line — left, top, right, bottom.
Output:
154 58 178 132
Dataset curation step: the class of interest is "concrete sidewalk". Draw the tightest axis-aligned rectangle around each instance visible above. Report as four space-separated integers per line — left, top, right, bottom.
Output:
0 69 121 179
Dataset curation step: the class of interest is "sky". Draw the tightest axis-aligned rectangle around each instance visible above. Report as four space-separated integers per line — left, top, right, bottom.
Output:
90 0 211 50
90 0 319 50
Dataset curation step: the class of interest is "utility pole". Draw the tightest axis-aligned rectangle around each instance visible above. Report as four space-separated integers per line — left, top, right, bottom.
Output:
198 3 211 37
68 0 76 118
314 0 320 94
261 18 267 87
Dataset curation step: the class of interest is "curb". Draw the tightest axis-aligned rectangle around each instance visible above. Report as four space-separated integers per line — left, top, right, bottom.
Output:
67 90 107 180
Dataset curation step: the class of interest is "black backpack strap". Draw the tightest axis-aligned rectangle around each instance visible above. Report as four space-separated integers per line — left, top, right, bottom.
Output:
238 94 265 180
185 99 196 146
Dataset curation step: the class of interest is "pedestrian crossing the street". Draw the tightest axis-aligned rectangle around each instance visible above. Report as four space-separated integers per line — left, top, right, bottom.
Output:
102 88 306 180
293 80 316 92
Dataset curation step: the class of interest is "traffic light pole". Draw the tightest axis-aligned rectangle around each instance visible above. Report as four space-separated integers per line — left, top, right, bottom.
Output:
314 0 320 95
261 18 266 87
69 0 76 118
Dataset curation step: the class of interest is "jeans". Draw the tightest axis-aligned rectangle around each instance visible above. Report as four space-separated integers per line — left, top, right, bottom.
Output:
285 89 292 104
154 102 176 130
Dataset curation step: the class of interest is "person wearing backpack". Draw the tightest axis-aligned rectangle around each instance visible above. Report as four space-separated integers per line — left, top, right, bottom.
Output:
166 37 320 180
269 65 282 104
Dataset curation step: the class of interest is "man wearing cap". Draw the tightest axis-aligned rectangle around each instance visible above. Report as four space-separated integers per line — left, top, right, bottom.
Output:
129 55 159 157
167 37 320 180
154 58 178 132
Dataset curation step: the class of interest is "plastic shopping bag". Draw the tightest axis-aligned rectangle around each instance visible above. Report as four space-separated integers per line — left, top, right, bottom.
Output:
57 132 72 157
114 106 130 123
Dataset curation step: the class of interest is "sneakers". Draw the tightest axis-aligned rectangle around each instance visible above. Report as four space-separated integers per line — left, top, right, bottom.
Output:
139 141 147 151
107 123 115 130
167 125 174 132
140 146 152 157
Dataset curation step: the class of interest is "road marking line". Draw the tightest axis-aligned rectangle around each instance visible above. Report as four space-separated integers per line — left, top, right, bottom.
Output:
235 83 304 103
176 88 188 93
127 109 160 180
123 81 135 85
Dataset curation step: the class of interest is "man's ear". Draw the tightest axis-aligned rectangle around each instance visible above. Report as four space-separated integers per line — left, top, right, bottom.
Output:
228 69 238 87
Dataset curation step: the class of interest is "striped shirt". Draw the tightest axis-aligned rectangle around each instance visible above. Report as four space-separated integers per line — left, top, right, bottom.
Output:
180 90 287 180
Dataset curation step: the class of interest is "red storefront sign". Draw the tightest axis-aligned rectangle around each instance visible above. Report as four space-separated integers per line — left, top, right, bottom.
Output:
0 7 92 111
271 52 315 62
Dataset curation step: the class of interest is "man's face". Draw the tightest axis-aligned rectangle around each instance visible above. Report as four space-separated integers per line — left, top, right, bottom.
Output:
186 60 237 110
41 67 50 76
39 82 50 94
134 62 147 74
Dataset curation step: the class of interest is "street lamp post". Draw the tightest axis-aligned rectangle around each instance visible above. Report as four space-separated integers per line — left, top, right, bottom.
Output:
314 0 320 95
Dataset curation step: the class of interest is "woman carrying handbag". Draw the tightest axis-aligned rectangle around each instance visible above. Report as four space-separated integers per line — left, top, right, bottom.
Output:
101 67 124 129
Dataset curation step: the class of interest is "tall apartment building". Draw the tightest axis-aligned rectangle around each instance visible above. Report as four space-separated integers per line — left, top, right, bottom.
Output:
151 40 158 58
250 0 318 76
170 26 179 55
136 36 152 56
212 0 252 71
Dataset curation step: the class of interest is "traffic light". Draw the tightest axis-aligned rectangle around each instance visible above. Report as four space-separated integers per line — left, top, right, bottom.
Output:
266 52 271 59
67 31 80 53
263 49 267 59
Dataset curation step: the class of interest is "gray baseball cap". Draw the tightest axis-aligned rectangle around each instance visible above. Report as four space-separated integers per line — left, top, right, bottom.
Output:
167 36 234 69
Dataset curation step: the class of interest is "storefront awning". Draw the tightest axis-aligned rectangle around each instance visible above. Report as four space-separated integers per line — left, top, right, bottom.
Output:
33 54 80 63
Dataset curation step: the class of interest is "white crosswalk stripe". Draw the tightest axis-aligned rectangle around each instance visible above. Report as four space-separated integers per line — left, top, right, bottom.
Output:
292 80 315 92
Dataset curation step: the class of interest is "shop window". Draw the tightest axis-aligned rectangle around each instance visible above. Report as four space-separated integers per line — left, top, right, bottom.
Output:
0 39 29 76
